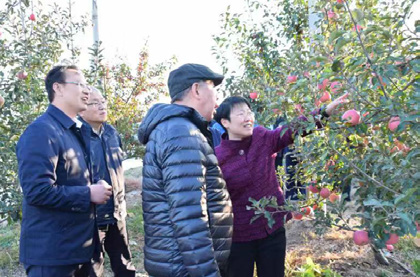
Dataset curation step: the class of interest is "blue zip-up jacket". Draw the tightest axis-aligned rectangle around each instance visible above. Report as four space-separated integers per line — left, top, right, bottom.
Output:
16 105 97 266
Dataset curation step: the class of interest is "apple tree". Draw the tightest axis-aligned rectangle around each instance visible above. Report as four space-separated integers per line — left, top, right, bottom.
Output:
0 0 173 222
0 0 89 222
84 42 176 158
213 0 419 265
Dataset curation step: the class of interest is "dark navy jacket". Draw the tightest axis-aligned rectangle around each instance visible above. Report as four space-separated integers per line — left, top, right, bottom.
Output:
87 122 127 226
16 105 97 266
138 104 233 277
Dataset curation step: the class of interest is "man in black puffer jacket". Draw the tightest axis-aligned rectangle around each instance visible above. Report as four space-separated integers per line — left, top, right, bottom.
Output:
138 64 233 277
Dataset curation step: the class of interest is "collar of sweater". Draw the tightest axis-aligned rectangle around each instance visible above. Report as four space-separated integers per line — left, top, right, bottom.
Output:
220 133 253 150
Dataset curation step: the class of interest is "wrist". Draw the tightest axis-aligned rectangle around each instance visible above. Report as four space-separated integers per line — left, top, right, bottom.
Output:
321 105 330 118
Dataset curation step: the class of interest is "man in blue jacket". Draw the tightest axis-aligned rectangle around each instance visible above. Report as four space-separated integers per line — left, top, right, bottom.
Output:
16 65 113 277
79 87 135 277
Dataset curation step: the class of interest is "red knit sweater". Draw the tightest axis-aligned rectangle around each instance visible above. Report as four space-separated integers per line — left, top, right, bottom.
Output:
215 126 294 242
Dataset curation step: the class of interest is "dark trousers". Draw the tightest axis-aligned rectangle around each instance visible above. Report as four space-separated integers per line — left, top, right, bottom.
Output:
227 227 286 277
24 263 91 277
90 222 136 277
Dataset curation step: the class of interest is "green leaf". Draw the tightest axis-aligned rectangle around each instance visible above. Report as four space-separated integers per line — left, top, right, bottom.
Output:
329 30 345 43
331 59 343 72
335 37 350 52
352 9 364 22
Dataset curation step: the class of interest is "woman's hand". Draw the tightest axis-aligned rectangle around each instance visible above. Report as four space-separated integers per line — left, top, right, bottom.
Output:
325 92 349 116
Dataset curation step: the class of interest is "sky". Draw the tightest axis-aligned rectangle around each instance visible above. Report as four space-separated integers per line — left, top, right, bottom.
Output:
4 0 420 76
66 0 245 73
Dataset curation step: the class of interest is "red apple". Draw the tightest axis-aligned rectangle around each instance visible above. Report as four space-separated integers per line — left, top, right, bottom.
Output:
353 230 369 246
320 188 331 199
386 244 394 252
327 10 337 19
308 184 319 193
294 104 304 114
293 212 303 220
313 204 318 210
287 75 298 83
18 71 28 79
329 193 340 203
391 139 410 154
272 108 281 115
249 92 258 99
17 71 28 80
388 116 400 132
29 13 36 21
319 91 331 103
386 233 399 245
416 221 420 231
337 0 344 3
352 25 363 32
301 207 311 216
0 95 4 108
318 79 330 91
330 81 341 94
342 109 361 126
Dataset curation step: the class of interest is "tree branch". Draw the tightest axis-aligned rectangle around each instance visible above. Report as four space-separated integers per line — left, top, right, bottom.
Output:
330 147 400 195
343 1 389 100
388 256 417 276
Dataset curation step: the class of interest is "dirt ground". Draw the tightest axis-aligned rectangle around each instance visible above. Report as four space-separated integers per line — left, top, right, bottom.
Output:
285 218 418 276
2 172 418 277
125 173 419 277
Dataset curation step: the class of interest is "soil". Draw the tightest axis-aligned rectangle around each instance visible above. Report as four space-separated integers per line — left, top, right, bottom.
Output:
285 219 417 276
2 169 418 277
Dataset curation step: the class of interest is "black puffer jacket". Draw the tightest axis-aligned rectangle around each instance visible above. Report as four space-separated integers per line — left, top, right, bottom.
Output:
138 104 233 277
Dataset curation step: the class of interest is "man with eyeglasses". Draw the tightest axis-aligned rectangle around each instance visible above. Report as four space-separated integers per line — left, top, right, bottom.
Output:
16 65 112 277
79 87 136 277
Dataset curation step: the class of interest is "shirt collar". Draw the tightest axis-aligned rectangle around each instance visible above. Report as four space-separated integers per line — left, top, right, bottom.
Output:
46 104 78 129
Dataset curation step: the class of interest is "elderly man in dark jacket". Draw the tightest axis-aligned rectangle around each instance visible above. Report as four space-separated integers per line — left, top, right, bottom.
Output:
138 63 233 277
79 87 135 277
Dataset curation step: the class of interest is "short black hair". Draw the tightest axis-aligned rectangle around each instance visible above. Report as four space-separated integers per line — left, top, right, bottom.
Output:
214 96 251 128
45 65 79 103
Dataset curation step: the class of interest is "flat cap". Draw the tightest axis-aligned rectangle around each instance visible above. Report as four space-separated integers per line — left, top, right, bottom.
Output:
168 63 224 100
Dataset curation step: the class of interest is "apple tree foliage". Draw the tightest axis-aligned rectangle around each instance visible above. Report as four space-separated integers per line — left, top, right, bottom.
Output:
0 0 172 222
213 0 419 250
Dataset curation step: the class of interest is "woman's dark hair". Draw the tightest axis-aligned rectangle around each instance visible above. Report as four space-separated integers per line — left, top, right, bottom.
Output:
45 65 79 103
214 96 251 128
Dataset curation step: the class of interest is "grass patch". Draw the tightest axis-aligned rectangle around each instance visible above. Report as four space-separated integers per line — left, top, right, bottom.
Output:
126 204 144 268
394 234 420 271
0 222 20 267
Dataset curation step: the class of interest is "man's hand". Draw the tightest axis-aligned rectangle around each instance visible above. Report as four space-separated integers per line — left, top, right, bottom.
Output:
325 92 349 116
90 180 112 204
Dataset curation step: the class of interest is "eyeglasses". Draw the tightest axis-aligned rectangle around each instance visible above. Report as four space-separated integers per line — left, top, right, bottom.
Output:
87 100 107 108
233 111 255 119
59 81 92 92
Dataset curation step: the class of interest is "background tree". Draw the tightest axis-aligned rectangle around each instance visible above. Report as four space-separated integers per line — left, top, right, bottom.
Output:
0 0 173 222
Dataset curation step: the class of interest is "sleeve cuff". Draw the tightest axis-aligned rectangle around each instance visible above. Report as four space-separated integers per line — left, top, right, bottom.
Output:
320 105 330 119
